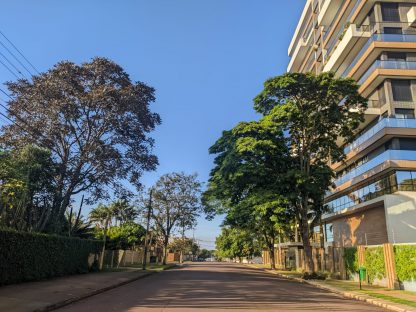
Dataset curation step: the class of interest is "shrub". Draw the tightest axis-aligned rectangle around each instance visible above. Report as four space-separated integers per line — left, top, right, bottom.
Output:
0 229 102 285
302 272 327 280
394 245 416 282
344 247 358 278
364 246 385 283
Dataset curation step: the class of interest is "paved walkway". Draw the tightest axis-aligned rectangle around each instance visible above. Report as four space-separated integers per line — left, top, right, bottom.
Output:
0 268 151 312
57 263 387 312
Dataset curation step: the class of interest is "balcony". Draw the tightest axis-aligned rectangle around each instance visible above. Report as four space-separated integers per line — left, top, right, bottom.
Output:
344 118 416 155
334 150 416 187
318 0 345 30
287 29 314 73
343 33 416 78
323 24 371 73
357 60 416 96
408 6 416 27
359 60 416 85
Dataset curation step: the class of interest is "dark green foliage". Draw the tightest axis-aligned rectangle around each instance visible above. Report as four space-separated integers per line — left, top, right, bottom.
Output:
344 247 358 278
394 245 416 282
0 145 56 232
216 227 262 260
0 229 102 285
253 72 367 272
94 222 145 250
204 115 293 269
364 247 386 283
302 272 327 280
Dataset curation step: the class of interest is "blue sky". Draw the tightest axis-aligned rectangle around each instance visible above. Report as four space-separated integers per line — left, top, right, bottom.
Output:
0 0 305 249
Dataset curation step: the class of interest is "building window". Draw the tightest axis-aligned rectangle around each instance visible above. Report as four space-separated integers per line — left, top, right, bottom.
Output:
395 108 415 119
386 52 406 61
381 3 400 22
325 223 334 243
384 27 402 34
391 80 413 102
325 171 416 213
399 138 416 150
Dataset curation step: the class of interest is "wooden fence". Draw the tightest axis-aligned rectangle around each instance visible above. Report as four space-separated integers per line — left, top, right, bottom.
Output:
263 243 415 290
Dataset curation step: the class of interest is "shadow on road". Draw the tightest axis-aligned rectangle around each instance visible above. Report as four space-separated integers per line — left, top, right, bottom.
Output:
59 263 386 311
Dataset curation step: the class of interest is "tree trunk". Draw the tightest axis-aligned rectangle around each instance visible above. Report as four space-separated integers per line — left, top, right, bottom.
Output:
99 216 109 270
162 235 169 265
180 225 185 264
269 244 276 270
300 209 314 272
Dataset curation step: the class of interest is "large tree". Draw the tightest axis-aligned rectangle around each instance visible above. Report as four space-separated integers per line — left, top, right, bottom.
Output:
149 172 202 264
0 57 161 231
254 72 367 272
203 115 292 269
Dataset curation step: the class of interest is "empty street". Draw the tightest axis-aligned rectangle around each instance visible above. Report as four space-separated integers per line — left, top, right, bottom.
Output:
57 263 387 312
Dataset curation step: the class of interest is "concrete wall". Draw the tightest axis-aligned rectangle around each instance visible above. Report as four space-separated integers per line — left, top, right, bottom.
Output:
332 205 388 247
384 192 416 243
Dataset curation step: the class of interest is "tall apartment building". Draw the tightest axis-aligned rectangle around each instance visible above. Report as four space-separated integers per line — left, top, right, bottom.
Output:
288 0 416 248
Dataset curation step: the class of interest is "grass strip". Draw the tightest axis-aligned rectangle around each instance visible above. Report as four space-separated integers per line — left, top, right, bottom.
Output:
363 291 416 308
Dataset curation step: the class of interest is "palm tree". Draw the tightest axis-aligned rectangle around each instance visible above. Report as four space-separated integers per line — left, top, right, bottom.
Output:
90 203 117 270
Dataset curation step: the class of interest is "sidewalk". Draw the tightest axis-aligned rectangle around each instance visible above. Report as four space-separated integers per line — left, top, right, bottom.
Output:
0 265 173 312
247 264 416 312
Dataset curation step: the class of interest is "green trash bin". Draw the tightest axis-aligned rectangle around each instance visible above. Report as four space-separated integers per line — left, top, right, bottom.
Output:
358 267 366 281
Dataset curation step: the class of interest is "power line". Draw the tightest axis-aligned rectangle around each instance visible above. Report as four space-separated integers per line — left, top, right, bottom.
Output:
0 96 48 146
0 50 25 78
0 29 39 75
0 58 19 79
0 88 11 100
0 40 33 77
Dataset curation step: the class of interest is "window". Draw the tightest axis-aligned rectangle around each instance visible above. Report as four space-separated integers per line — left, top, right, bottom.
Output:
381 3 400 22
384 27 402 34
396 171 414 191
392 80 413 102
395 108 415 119
325 223 334 243
399 138 416 150
387 52 406 61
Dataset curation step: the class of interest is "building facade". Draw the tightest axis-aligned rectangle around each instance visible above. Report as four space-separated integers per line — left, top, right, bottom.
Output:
289 0 416 248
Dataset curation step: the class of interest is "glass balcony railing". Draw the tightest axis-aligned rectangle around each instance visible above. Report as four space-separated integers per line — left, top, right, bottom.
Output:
344 118 416 154
358 60 416 85
334 150 416 186
342 33 416 77
323 0 364 42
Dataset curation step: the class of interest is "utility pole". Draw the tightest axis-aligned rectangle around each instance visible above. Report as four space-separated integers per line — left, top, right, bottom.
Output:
142 190 153 270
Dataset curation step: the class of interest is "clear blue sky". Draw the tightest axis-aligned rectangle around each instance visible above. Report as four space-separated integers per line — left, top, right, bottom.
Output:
0 0 305 249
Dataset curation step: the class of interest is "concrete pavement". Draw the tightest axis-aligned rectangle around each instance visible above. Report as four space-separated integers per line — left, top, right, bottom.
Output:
57 262 388 312
0 268 152 312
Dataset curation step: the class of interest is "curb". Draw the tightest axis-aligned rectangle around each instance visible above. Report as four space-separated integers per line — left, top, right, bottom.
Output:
247 266 416 312
34 271 155 312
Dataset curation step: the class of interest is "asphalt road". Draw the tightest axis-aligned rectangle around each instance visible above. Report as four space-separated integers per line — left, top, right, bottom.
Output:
57 262 387 312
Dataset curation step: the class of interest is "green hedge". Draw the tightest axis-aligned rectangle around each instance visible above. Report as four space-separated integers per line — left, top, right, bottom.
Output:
394 245 416 282
344 247 358 278
0 229 103 285
364 246 386 283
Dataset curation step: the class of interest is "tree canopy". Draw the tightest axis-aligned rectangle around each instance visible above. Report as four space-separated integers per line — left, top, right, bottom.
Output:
203 115 292 268
149 172 202 264
0 57 161 231
253 72 367 271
